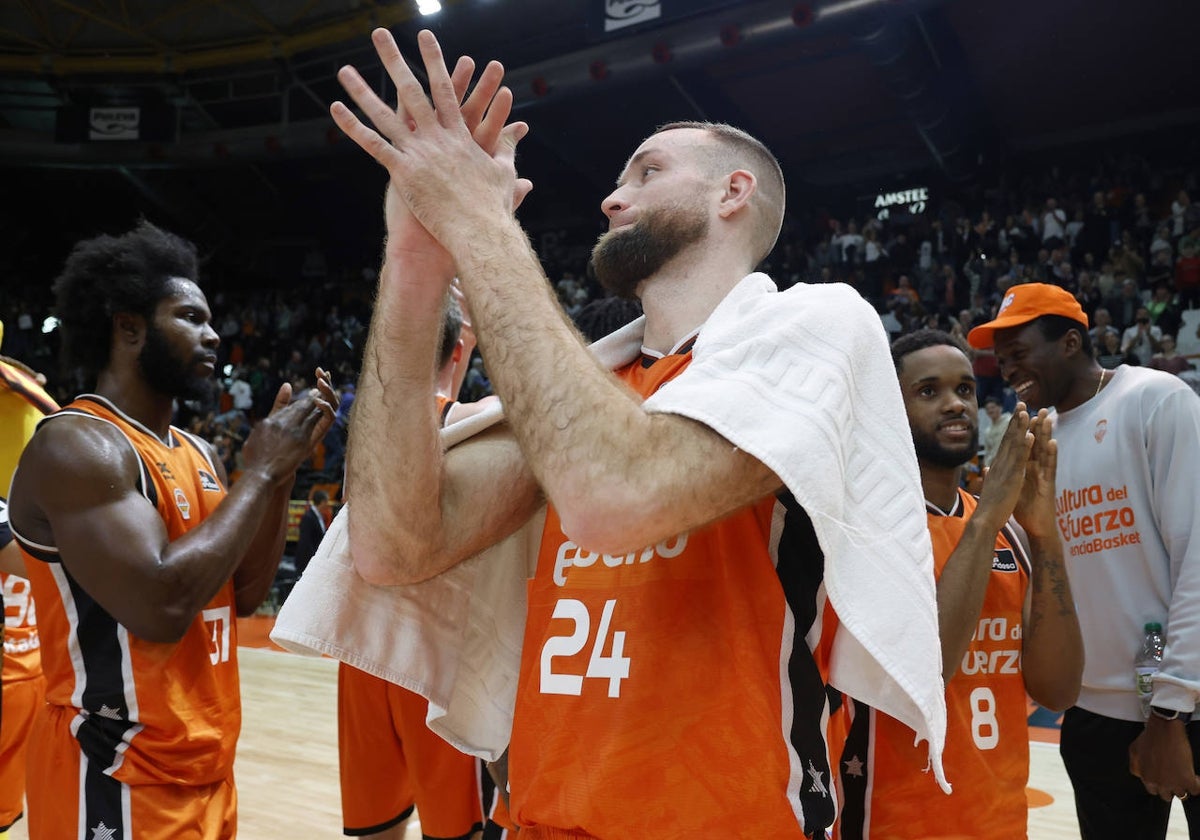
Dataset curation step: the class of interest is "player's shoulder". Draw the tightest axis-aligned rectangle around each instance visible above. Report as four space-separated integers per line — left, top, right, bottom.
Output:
18 412 145 506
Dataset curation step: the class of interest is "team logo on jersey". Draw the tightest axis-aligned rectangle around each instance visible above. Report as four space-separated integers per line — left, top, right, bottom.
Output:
991 548 1018 573
156 461 175 480
174 487 191 520
198 469 220 492
1094 419 1108 443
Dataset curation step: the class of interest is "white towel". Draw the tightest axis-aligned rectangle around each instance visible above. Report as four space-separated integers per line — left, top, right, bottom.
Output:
272 319 643 760
643 274 946 788
272 274 946 786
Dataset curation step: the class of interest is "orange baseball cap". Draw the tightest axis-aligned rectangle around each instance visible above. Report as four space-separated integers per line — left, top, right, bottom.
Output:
967 283 1089 349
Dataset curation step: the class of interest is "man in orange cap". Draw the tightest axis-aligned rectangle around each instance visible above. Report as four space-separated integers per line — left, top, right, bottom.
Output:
968 283 1200 839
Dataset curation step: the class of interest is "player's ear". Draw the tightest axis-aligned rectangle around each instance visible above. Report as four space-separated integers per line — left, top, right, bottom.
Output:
717 169 757 220
113 312 147 346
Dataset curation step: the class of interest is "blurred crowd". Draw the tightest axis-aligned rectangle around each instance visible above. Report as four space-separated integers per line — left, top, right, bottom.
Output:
4 148 1198 499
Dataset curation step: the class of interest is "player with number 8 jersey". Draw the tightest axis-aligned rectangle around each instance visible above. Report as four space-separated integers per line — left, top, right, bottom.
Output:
830 331 1082 840
509 346 841 838
835 491 1031 840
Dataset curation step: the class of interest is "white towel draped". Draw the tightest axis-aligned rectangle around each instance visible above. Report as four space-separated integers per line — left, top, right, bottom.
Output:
272 274 947 787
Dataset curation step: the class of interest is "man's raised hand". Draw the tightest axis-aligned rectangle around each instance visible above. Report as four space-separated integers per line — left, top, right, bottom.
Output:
329 29 529 252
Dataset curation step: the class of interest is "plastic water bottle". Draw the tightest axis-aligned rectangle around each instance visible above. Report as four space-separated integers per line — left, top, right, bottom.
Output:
1134 622 1165 719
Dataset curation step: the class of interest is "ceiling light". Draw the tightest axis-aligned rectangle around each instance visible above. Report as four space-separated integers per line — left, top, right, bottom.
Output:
417 0 441 14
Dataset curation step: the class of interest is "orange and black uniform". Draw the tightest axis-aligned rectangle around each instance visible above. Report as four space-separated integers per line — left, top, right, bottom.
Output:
0 560 44 834
508 346 839 838
833 489 1031 840
0 358 56 834
12 395 237 840
337 393 490 839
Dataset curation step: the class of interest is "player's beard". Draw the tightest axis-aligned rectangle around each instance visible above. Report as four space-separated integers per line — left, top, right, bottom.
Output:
911 424 980 470
591 201 709 299
139 323 212 403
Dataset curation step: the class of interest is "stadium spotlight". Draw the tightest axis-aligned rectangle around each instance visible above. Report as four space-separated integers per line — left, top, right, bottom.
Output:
417 0 442 14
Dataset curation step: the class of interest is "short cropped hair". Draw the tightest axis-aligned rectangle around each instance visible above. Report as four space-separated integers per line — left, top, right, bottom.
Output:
890 328 967 372
311 489 329 506
437 292 464 370
573 296 644 343
53 220 198 384
1035 315 1093 357
654 121 786 265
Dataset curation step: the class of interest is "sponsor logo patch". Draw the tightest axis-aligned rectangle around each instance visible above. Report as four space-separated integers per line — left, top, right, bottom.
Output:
992 548 1018 573
198 469 220 492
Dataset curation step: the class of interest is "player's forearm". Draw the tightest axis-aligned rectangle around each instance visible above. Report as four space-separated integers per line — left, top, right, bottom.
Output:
149 469 294 640
231 483 290 615
346 254 454 584
937 516 1003 682
1022 535 1083 710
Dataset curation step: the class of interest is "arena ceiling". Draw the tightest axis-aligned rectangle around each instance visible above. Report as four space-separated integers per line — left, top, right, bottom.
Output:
1 0 1197 282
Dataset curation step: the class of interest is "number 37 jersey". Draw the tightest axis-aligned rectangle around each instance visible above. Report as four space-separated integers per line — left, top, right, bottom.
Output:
14 395 238 787
509 350 840 838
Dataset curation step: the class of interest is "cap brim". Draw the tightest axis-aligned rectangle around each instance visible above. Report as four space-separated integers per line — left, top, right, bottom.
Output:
966 313 1040 349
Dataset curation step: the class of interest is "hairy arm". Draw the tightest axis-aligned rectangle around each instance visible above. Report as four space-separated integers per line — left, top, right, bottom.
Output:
460 222 782 554
938 407 1032 682
334 30 783 555
345 194 542 586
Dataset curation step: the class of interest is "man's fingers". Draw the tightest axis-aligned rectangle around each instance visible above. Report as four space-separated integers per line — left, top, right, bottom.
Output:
450 55 476 105
269 383 293 416
514 177 535 212
475 85 514 153
374 28 437 129
415 30 465 131
462 60 506 135
330 101 399 168
336 64 407 140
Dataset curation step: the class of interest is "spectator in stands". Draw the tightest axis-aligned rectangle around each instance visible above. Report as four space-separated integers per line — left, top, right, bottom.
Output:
1148 335 1194 376
1146 282 1183 338
293 489 330 576
1108 277 1144 331
1082 191 1116 264
227 366 253 416
1089 308 1120 348
1177 243 1200 310
1151 225 1174 263
836 219 864 265
1042 197 1067 250
1075 271 1102 318
1096 330 1135 370
1111 238 1145 282
1172 190 1191 238
1121 307 1162 365
978 395 1012 469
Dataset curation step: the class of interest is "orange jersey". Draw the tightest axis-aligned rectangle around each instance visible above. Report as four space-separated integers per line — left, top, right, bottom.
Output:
14 394 239 787
834 489 1031 840
2 571 41 682
509 349 840 838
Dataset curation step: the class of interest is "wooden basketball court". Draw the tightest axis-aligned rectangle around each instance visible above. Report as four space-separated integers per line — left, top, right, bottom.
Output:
4 616 1189 838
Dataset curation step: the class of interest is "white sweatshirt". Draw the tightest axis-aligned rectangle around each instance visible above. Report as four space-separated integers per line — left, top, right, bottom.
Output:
1053 365 1200 721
